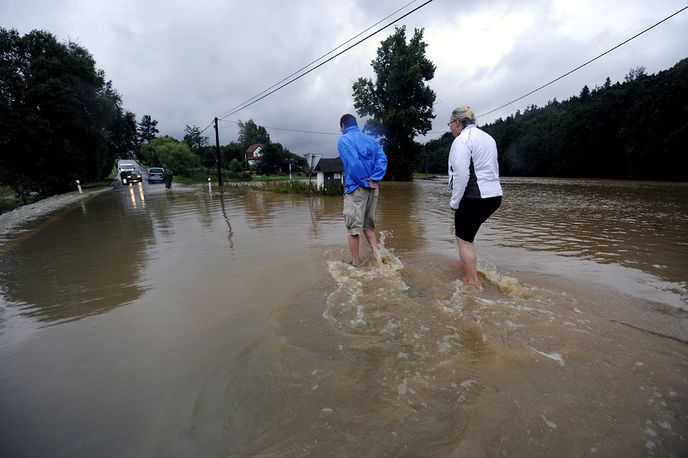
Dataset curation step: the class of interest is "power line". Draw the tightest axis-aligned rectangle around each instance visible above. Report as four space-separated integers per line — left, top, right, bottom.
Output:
477 5 688 119
219 118 338 136
218 0 435 120
198 119 215 135
206 3 684 140
216 0 423 120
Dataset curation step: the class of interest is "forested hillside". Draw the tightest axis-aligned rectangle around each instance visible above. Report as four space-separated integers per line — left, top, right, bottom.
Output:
420 58 688 181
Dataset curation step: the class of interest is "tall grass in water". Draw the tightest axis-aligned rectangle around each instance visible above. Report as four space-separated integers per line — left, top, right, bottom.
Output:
225 180 344 196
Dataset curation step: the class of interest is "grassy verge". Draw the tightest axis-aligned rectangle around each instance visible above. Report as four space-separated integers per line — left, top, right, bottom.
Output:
173 175 196 185
82 180 114 190
0 181 112 215
252 174 309 181
225 179 343 196
0 185 23 214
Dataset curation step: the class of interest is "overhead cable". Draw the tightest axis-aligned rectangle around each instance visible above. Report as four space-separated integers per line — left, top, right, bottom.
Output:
198 119 215 135
477 5 688 118
219 118 338 136
216 0 423 120
218 0 435 120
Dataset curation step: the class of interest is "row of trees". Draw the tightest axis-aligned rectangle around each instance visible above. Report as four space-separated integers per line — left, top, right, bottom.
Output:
3 25 684 201
419 60 688 181
0 28 193 197
485 59 688 180
177 119 307 177
0 29 138 197
0 28 309 200
129 118 308 180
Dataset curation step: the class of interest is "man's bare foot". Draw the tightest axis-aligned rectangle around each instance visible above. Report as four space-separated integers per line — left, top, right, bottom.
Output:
461 277 481 287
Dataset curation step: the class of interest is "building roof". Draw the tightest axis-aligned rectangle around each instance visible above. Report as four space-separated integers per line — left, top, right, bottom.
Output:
246 143 265 161
314 157 343 173
246 143 265 153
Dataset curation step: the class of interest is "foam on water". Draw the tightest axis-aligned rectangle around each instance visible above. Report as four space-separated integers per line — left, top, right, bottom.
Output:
481 268 535 298
531 348 566 366
209 231 688 456
324 233 409 330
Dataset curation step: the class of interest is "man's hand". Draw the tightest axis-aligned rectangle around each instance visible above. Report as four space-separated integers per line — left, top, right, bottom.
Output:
367 178 378 189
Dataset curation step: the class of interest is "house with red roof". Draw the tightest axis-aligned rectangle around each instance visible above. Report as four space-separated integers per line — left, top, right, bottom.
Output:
246 144 265 166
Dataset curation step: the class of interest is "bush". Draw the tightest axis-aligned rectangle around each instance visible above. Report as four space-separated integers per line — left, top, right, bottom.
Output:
140 136 200 176
228 159 252 180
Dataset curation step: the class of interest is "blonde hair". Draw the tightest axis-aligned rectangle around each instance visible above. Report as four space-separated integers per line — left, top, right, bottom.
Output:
450 106 476 125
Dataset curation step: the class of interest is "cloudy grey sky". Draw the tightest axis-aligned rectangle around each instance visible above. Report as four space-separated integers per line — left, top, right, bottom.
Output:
2 0 687 156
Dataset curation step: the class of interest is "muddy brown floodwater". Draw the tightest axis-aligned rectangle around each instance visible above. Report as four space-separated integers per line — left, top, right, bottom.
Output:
0 178 686 457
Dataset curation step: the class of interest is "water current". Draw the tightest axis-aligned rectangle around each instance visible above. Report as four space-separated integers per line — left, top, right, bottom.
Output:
0 178 686 456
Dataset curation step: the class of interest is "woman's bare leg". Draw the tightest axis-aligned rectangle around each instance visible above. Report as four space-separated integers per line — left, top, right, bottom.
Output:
457 237 480 285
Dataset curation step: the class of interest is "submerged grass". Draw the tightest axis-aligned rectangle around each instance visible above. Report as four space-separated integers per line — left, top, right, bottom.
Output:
224 179 343 196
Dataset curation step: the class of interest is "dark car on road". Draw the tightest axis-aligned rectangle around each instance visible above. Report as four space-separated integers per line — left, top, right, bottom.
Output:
120 165 142 184
146 167 164 183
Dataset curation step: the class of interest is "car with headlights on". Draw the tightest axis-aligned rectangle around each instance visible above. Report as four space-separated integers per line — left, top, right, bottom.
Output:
119 164 142 184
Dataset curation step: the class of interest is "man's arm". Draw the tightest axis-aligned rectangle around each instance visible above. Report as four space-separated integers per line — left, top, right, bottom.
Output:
369 141 387 183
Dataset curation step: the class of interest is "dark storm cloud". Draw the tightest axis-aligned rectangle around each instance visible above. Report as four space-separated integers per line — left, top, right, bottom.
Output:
1 0 686 155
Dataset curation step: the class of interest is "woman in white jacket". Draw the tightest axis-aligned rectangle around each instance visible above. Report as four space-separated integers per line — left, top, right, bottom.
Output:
447 106 502 286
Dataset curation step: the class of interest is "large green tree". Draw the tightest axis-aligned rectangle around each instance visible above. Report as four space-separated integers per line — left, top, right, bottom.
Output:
352 26 436 181
222 141 246 165
139 136 199 176
183 124 215 167
0 28 137 197
237 119 270 150
183 124 208 150
137 114 159 144
256 143 306 175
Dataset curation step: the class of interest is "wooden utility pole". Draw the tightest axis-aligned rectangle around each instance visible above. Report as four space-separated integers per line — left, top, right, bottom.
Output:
308 154 315 187
214 117 224 187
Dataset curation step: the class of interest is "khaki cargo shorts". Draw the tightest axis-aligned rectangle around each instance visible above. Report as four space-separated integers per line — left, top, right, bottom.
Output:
344 187 379 235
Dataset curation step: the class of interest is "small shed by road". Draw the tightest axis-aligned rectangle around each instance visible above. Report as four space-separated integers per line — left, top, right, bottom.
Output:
314 157 344 190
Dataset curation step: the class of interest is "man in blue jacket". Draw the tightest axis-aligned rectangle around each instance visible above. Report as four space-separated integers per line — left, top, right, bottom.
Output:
337 114 387 267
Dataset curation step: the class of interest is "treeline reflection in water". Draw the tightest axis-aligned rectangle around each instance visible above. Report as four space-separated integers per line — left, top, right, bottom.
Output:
0 177 686 457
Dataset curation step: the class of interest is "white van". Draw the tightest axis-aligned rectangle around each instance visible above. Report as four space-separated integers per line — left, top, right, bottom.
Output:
118 161 136 172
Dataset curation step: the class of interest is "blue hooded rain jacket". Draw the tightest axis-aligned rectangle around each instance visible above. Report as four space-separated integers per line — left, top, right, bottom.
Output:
337 126 387 194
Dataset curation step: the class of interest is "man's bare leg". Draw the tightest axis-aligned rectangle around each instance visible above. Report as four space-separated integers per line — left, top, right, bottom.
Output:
348 234 361 266
363 227 381 260
457 237 480 285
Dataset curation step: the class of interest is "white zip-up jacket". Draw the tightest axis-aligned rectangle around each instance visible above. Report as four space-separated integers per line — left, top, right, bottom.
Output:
448 124 503 210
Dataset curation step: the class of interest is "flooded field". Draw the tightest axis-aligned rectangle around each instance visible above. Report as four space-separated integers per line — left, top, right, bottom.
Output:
0 178 686 456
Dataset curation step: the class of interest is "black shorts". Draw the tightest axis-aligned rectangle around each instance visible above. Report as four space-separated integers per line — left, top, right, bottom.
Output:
454 196 502 243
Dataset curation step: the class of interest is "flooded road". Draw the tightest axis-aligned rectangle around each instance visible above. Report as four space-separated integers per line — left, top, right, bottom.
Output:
1 178 686 456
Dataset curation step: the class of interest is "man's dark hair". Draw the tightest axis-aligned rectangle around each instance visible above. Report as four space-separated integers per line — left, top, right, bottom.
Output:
340 114 357 129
